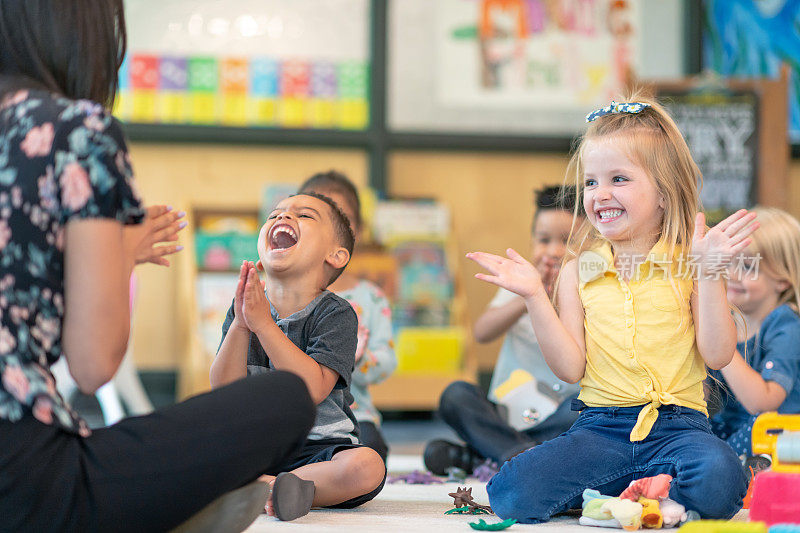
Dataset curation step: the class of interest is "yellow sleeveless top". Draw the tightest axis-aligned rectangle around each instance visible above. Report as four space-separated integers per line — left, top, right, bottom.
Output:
577 241 708 441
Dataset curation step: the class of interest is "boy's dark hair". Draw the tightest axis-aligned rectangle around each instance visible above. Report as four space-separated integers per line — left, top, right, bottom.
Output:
294 192 355 286
536 185 577 211
298 170 362 229
532 185 578 232
0 0 126 108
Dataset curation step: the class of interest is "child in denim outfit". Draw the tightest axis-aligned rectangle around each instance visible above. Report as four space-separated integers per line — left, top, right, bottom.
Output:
709 207 800 465
468 94 753 523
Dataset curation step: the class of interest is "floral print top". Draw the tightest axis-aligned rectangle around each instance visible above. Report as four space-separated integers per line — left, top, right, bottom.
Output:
0 89 143 436
336 280 396 425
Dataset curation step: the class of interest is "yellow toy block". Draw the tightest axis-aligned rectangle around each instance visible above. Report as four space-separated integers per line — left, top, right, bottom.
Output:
752 412 800 473
395 327 464 375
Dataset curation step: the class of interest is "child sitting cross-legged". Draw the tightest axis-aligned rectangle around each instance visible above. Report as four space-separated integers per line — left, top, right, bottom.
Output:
709 207 800 471
469 93 753 523
210 192 386 521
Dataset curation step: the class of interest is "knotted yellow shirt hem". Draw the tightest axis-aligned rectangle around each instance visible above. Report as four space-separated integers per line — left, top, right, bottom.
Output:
580 390 708 442
632 391 671 442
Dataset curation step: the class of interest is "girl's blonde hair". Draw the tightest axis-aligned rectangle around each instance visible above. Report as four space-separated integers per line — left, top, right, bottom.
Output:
563 89 703 264
745 207 800 313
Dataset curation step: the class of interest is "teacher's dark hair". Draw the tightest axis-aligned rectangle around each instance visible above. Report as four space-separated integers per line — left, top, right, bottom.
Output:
0 0 127 108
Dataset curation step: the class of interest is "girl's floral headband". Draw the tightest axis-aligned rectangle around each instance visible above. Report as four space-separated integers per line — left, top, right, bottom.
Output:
586 100 651 122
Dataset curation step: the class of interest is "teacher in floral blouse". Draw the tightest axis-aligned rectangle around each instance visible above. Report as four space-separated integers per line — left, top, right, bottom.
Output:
0 1 315 531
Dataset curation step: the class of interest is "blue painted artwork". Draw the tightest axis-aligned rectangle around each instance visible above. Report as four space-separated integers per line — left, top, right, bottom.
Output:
703 0 800 142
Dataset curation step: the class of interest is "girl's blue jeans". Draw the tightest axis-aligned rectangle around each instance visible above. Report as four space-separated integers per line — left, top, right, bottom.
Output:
486 403 748 524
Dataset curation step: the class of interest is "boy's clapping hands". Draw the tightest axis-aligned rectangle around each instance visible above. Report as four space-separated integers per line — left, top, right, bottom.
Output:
231 261 250 332
237 261 272 335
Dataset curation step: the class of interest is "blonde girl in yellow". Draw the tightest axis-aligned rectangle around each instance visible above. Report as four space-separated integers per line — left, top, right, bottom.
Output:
468 95 754 524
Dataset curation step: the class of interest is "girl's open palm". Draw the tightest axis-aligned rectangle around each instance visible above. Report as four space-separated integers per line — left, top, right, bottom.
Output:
691 210 759 273
467 248 545 299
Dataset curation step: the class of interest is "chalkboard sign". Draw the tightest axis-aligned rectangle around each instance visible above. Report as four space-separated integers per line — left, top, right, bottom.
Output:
651 69 790 215
659 90 759 212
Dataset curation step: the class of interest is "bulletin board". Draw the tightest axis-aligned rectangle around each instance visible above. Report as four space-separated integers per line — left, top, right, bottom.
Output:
115 0 370 131
389 0 686 136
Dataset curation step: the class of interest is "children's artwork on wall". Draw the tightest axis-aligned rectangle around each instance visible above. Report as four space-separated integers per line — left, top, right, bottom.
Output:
372 201 450 245
389 0 684 135
437 0 640 110
116 0 369 130
703 0 800 143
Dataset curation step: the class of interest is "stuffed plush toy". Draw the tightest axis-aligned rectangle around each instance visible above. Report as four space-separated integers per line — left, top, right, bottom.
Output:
579 475 700 529
579 489 642 530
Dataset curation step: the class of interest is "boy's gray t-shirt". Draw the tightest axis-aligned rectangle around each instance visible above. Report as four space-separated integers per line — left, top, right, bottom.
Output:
219 290 360 443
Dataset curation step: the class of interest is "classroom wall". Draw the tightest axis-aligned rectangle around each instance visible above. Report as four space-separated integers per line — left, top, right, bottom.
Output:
127 144 800 374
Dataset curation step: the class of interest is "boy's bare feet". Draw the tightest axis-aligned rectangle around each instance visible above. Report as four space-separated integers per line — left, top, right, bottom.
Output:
265 473 316 521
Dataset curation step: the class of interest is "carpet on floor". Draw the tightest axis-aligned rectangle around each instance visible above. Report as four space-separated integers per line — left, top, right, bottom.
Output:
244 455 748 532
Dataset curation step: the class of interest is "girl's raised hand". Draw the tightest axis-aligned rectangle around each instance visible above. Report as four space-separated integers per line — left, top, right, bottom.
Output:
467 248 545 300
691 210 759 276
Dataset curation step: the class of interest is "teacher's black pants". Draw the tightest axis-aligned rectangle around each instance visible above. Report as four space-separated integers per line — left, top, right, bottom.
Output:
0 371 315 533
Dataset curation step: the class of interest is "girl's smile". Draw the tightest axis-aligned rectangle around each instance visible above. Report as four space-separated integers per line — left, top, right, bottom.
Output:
596 208 624 223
